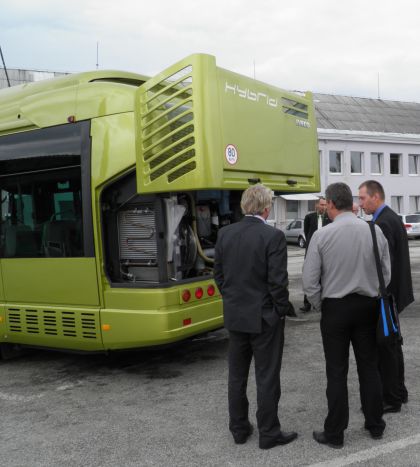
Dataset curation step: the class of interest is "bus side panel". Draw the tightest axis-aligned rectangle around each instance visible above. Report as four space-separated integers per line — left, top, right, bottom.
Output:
3 303 103 351
0 263 5 338
2 258 100 306
0 261 4 301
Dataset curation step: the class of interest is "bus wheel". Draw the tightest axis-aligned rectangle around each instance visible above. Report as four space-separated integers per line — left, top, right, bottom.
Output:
0 343 26 361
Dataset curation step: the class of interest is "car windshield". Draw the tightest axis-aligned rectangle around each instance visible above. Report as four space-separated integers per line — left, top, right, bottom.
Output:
406 215 420 223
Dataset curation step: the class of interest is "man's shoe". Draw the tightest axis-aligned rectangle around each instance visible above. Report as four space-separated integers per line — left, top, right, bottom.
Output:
232 423 253 444
259 431 298 449
402 395 408 404
312 431 343 449
383 404 401 414
369 430 383 440
286 301 298 317
299 305 311 312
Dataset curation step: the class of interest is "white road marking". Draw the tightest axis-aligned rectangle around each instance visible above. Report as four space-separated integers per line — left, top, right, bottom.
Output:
308 433 420 467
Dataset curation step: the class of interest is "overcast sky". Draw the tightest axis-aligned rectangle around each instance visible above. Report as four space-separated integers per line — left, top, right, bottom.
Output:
1 0 420 102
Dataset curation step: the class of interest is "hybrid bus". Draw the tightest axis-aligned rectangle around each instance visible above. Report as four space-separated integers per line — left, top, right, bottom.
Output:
0 54 320 354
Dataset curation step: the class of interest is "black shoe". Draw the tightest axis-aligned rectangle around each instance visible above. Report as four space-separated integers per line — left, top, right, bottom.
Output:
259 431 298 449
383 404 401 414
232 423 253 444
286 301 298 317
312 431 343 449
299 305 311 312
369 430 383 440
402 395 408 404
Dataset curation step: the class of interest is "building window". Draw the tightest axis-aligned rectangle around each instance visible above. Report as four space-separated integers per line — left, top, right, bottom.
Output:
408 154 420 175
409 196 420 212
371 152 383 175
329 151 342 174
350 151 363 174
391 196 403 213
286 200 298 220
390 153 402 175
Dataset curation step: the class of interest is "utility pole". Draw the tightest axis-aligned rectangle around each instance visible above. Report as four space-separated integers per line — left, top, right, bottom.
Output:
0 45 11 87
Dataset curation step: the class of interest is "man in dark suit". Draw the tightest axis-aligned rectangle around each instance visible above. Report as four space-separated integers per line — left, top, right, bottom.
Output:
214 184 297 450
300 197 331 312
359 180 414 413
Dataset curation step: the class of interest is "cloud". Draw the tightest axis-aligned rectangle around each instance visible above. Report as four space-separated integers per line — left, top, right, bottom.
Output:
1 0 420 101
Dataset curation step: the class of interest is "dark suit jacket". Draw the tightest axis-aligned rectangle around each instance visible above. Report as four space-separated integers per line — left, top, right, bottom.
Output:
304 211 331 249
214 216 289 333
375 206 414 313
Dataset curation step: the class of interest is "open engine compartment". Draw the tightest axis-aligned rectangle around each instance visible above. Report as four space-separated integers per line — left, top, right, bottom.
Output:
101 171 242 286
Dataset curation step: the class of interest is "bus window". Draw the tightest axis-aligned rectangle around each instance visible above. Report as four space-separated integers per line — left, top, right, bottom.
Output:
0 161 83 258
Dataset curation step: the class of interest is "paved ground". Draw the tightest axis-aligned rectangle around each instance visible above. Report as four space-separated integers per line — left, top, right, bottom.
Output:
1 240 419 467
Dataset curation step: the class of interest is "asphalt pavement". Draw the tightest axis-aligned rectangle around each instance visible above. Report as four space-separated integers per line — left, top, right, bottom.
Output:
1 240 419 466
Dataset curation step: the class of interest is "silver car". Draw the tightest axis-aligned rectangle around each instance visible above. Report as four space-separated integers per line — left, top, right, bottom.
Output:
398 214 420 238
283 219 306 248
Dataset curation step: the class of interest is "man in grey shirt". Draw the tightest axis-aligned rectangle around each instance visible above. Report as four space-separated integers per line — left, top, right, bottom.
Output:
303 182 391 449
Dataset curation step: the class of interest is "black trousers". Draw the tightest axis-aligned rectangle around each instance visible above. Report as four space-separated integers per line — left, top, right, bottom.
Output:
228 317 285 442
379 337 408 407
321 294 385 443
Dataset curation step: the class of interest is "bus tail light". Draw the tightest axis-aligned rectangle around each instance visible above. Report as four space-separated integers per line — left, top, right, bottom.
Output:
183 318 192 326
182 290 191 302
195 287 203 299
207 285 215 296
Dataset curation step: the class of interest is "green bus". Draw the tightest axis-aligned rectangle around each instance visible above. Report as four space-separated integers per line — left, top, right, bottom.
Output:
0 54 319 354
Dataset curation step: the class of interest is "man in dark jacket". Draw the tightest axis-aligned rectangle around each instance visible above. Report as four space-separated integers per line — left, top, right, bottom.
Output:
300 197 331 311
214 184 297 450
359 180 414 413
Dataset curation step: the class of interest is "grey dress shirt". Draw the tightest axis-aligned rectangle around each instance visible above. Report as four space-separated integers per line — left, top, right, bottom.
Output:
302 212 391 311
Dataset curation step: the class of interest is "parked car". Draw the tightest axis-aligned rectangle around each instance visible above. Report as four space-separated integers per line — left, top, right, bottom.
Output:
283 219 306 248
398 214 420 238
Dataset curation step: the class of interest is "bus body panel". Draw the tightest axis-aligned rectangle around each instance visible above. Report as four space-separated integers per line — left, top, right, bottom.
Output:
1 258 100 306
2 302 102 351
101 299 223 349
0 262 4 301
90 113 136 191
135 54 320 195
0 71 146 134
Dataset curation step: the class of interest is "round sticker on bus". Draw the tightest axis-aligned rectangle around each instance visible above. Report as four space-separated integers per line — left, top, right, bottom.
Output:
225 144 238 165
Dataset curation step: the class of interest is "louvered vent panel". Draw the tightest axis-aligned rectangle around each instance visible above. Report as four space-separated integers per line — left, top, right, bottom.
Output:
6 307 99 340
43 310 58 335
118 207 157 262
7 308 22 332
25 309 40 334
81 313 98 339
62 312 77 337
281 97 309 119
139 65 197 183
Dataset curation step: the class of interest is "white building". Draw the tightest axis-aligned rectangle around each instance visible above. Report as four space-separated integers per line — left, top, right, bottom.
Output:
276 93 420 226
0 68 67 89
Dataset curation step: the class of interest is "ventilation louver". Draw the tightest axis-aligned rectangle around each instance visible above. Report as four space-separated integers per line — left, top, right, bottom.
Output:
6 307 99 340
139 65 197 184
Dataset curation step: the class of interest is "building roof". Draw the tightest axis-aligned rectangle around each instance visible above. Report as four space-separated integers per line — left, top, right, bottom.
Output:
314 93 420 134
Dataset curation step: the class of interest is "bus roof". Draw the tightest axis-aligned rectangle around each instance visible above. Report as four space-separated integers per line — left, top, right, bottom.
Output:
0 70 149 134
